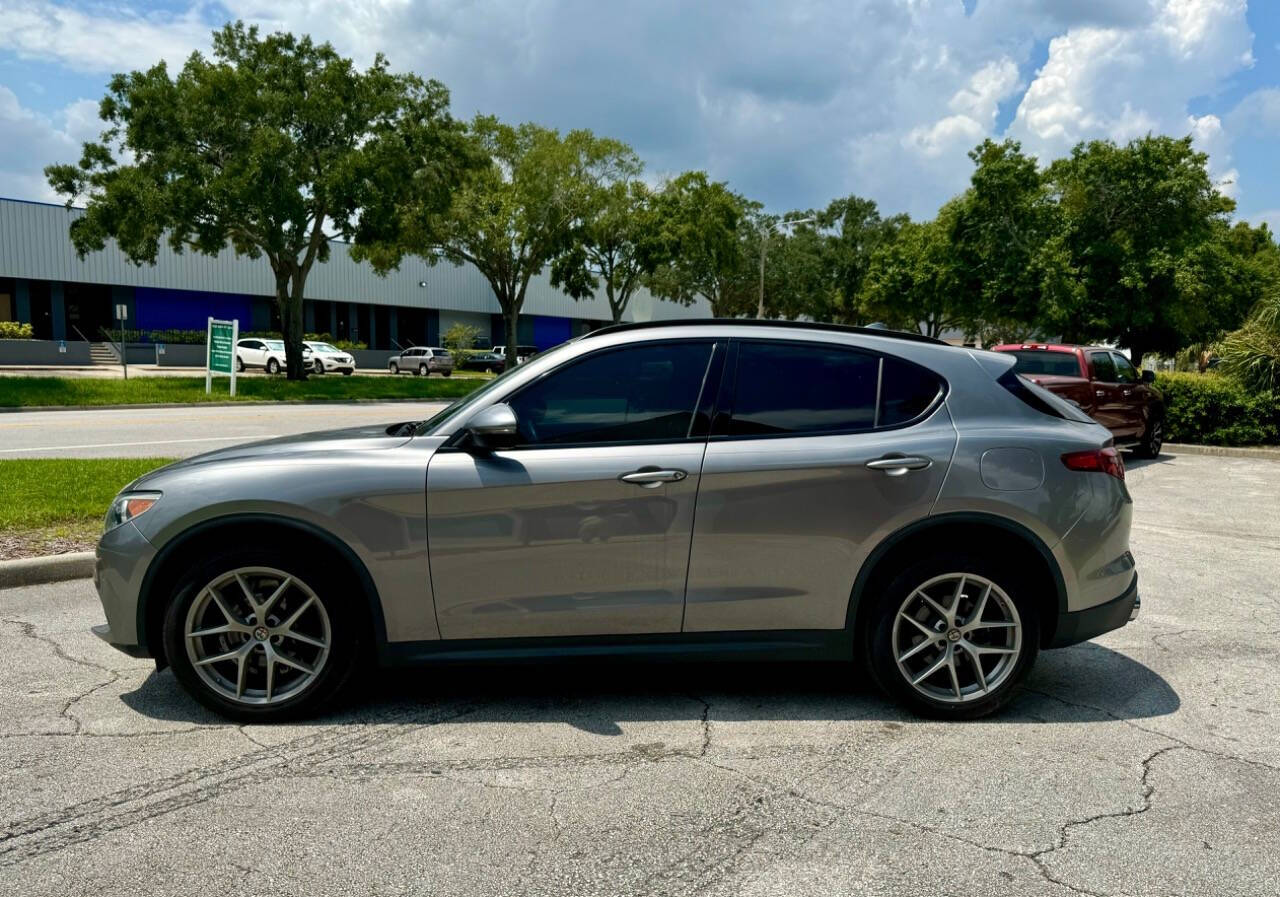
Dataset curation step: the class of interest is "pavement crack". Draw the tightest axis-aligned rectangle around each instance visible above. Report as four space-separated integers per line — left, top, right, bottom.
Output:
2 616 120 735
687 693 712 757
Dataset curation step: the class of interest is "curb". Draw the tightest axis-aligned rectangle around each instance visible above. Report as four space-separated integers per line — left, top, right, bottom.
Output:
0 551 95 589
1164 443 1280 461
0 397 458 413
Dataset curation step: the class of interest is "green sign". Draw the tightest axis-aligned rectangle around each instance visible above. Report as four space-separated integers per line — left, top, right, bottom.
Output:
209 321 235 374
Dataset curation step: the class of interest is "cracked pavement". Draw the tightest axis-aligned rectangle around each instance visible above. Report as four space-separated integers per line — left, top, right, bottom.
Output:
1 451 1278 896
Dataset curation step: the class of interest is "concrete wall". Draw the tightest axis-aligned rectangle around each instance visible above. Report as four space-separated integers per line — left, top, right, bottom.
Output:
0 338 91 365
154 344 208 367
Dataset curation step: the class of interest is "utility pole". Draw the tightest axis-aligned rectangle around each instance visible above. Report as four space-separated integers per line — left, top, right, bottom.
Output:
756 216 817 319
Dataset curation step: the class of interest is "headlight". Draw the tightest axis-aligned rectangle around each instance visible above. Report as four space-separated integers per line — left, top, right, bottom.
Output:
104 492 161 532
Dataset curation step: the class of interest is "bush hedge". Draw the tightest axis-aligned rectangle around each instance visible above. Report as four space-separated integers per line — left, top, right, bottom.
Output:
0 322 35 339
1154 372 1279 446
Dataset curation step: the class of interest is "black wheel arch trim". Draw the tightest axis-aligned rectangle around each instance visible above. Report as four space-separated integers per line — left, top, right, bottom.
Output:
844 511 1069 637
135 513 388 659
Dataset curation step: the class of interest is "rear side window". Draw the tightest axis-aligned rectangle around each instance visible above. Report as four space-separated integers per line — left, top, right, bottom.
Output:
997 369 1096 424
728 343 879 435
1091 352 1117 382
1007 350 1080 377
879 356 944 426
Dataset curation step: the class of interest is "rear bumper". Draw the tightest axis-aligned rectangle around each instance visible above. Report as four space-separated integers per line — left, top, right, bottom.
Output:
1048 573 1139 648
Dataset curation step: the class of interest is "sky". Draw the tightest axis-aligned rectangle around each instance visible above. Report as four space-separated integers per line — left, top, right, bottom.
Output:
1 0 1278 230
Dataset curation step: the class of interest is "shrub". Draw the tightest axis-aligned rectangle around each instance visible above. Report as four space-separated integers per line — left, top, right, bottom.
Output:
0 321 35 339
1155 372 1280 446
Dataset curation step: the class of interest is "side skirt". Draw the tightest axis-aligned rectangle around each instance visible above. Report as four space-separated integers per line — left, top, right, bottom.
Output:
378 629 854 668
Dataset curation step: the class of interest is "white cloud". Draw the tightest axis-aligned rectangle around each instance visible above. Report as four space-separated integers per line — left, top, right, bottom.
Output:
0 1 210 73
0 87 103 201
0 0 1265 220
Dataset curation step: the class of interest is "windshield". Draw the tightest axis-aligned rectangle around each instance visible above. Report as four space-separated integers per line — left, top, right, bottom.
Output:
1007 350 1080 377
264 340 285 350
414 341 575 436
310 343 340 353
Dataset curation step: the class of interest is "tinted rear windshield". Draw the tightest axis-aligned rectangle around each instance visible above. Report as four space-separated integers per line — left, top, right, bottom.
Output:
1005 350 1080 377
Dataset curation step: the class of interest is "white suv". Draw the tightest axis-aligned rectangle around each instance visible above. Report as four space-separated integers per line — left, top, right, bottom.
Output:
303 341 356 375
235 339 310 374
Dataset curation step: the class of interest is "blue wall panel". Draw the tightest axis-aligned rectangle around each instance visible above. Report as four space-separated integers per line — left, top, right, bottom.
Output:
135 288 254 331
532 315 571 350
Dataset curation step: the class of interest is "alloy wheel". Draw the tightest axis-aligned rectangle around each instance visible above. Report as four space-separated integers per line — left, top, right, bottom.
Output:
184 567 331 706
892 572 1022 704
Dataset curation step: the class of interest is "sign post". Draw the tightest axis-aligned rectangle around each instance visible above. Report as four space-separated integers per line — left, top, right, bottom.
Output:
115 303 129 380
206 317 239 396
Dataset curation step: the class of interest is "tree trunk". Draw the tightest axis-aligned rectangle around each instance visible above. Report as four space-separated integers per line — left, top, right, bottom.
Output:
607 284 624 324
503 308 519 371
276 269 308 381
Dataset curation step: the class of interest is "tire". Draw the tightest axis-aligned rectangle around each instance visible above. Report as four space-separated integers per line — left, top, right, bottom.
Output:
313 360 325 375
342 369 353 376
442 369 452 377
162 547 362 722
1133 413 1163 459
864 550 1040 720
266 358 280 375
419 363 428 376
235 356 245 373
390 362 399 375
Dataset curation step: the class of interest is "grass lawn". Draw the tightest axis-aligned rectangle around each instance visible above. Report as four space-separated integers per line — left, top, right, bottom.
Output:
0 457 176 559
0 374 485 408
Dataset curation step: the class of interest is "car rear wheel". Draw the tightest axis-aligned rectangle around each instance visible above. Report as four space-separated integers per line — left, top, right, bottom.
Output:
235 356 245 373
266 358 280 375
865 552 1039 719
162 550 361 721
1133 415 1163 459
441 369 452 377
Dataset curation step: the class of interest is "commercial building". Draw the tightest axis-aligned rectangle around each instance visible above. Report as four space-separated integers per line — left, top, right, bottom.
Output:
0 197 708 350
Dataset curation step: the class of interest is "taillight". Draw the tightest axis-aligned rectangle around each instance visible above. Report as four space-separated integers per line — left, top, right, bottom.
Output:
1061 446 1125 480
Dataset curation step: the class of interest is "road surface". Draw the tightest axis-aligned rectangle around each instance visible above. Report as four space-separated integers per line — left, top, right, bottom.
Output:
0 402 450 459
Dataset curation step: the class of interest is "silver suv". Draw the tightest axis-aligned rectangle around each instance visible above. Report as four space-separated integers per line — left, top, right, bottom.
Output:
388 346 453 376
93 321 1138 721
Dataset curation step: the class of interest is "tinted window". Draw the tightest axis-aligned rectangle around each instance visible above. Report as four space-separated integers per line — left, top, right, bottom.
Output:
1090 352 1117 382
508 342 714 446
1007 350 1081 377
1111 352 1138 383
729 342 879 435
879 356 943 426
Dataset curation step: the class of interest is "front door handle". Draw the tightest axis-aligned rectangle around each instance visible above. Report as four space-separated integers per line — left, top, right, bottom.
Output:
619 468 687 487
865 456 933 476
1096 389 1107 397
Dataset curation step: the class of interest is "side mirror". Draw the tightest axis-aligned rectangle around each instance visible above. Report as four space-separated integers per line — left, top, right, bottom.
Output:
1141 369 1156 383
464 403 518 450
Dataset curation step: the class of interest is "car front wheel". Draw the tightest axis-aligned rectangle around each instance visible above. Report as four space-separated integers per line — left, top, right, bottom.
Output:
865 552 1039 719
419 363 428 376
313 360 325 375
1134 414 1163 459
389 362 399 375
162 551 360 721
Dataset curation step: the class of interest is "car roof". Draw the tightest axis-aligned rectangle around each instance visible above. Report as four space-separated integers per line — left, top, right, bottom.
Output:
992 343 1116 353
582 318 946 346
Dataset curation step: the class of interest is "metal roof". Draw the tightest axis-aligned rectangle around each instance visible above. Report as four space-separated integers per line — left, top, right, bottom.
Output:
0 197 709 323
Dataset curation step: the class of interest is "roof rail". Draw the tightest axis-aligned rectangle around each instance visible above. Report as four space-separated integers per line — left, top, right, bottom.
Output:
580 318 947 346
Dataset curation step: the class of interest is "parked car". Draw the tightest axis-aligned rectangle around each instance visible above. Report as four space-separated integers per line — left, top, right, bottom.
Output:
93 320 1138 722
492 345 539 365
388 346 453 376
235 338 310 374
459 351 506 374
991 343 1164 457
302 341 355 376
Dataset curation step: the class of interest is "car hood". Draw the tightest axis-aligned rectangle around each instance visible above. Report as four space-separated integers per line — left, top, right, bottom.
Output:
130 423 414 485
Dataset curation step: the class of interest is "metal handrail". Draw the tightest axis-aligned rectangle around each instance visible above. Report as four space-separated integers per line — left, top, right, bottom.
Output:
70 324 92 344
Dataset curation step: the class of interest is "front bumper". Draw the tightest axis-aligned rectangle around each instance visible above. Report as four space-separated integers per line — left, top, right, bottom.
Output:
93 520 156 658
1048 573 1139 648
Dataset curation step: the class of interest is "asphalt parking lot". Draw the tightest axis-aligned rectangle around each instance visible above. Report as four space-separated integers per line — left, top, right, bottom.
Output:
1 451 1277 896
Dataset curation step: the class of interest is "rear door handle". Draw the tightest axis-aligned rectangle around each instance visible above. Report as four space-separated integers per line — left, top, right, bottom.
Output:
619 468 687 487
1095 389 1107 397
865 456 932 476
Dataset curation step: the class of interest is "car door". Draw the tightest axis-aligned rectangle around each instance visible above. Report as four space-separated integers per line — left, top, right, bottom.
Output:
1086 350 1127 435
426 339 722 640
239 340 263 367
684 339 956 633
1110 352 1147 438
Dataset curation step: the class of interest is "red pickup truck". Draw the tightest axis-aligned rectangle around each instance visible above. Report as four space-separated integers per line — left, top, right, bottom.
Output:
992 343 1165 457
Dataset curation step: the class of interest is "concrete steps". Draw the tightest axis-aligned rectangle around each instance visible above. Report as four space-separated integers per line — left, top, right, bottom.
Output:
89 342 119 365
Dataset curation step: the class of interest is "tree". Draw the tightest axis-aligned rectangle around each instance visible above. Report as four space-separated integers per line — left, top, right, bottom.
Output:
45 21 474 378
815 196 907 325
549 146 666 323
1043 135 1237 367
647 172 757 317
358 117 623 369
949 139 1065 340
860 208 967 339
